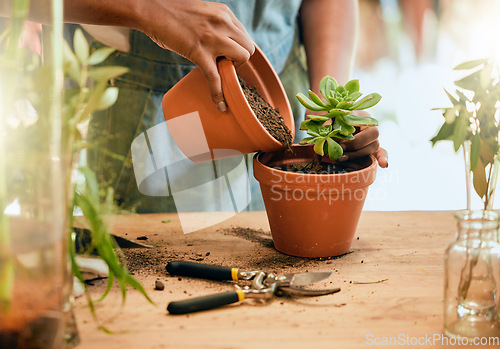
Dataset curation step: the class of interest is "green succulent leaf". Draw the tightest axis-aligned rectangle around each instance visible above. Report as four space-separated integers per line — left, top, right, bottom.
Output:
453 59 488 70
326 93 339 107
335 85 346 94
323 108 348 118
479 63 494 90
304 120 325 137
342 113 378 127
96 87 119 111
313 138 327 156
344 79 360 93
300 119 312 131
335 133 355 141
89 47 116 66
455 90 470 105
334 117 356 135
307 90 327 107
430 120 455 146
470 134 481 171
298 139 309 145
63 41 81 82
88 66 129 82
326 137 343 160
336 101 354 110
299 136 321 145
73 28 89 65
480 141 496 165
319 76 329 100
452 116 469 152
306 114 330 122
296 92 329 111
300 75 381 166
351 93 382 110
444 107 458 123
320 76 338 101
473 158 487 198
319 124 332 136
444 89 459 106
454 69 481 91
348 91 363 101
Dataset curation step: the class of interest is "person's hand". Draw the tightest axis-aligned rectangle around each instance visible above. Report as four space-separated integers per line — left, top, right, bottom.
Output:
338 126 388 168
20 21 42 56
303 109 388 168
139 0 255 111
336 110 388 168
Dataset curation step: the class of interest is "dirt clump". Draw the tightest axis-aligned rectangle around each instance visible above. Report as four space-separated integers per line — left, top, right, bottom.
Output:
240 79 293 152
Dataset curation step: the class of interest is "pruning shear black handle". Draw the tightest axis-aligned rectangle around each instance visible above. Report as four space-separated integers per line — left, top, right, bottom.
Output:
167 290 245 315
166 260 239 281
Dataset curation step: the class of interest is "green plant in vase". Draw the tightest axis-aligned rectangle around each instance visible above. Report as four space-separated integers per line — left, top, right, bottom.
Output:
431 59 500 210
296 75 381 165
0 10 151 345
62 28 153 323
431 58 500 339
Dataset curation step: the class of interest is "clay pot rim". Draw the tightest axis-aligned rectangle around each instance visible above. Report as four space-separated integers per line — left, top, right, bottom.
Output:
254 145 377 180
218 45 293 152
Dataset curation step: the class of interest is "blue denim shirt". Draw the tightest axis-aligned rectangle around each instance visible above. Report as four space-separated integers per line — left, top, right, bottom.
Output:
121 0 302 92
84 0 307 214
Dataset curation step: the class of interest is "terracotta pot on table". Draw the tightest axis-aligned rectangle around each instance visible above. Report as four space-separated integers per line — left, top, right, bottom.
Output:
253 145 377 258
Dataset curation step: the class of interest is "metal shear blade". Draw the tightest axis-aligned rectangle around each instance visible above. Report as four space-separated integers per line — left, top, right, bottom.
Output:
276 286 341 297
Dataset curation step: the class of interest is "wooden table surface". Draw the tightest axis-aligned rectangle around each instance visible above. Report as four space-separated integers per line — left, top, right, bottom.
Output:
73 211 494 349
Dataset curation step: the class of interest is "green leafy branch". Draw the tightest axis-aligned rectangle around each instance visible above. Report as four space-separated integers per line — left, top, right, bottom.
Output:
296 76 381 161
62 28 128 156
1 12 150 327
63 28 153 316
431 59 500 209
70 167 153 329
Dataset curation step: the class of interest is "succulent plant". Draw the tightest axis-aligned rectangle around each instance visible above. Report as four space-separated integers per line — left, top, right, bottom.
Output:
296 76 381 161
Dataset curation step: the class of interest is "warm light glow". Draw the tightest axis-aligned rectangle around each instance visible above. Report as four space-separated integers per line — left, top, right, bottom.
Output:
0 79 4 137
440 0 500 64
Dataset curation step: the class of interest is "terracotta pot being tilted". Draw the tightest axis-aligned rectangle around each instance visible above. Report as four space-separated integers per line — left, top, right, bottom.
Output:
253 145 377 258
162 45 294 163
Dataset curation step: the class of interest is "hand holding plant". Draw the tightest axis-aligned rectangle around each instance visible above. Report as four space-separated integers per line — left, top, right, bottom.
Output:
296 76 381 161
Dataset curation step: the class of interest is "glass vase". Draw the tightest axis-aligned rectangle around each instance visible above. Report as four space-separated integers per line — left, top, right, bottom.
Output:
0 1 71 348
444 210 500 339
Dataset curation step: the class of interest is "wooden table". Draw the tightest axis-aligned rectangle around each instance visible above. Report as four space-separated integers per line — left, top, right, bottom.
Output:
73 211 488 348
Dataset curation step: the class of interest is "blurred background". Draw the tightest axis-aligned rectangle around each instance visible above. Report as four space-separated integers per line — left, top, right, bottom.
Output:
355 0 500 210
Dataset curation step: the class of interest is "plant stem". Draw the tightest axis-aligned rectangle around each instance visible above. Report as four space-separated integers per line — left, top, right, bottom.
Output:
463 141 472 211
301 153 321 172
485 151 500 210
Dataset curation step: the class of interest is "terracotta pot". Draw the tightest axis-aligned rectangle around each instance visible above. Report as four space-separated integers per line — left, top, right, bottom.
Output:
162 45 294 163
253 145 377 258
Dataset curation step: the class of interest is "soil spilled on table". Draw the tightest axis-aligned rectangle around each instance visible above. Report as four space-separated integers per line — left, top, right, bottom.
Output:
240 79 293 152
120 226 352 278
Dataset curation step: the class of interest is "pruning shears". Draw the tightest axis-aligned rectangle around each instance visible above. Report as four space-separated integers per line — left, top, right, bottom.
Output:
165 261 340 314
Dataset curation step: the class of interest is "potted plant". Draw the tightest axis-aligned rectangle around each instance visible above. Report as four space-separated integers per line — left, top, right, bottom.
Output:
253 76 381 258
161 45 295 163
0 5 150 347
431 58 500 339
